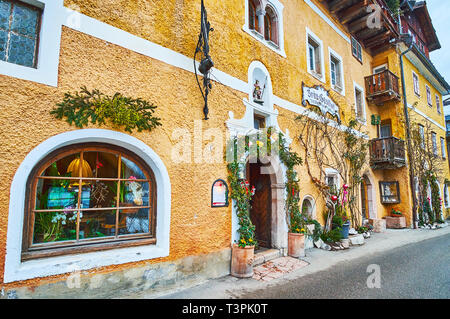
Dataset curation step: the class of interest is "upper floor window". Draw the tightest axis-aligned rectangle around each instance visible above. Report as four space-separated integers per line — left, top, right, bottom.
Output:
426 85 432 106
413 72 420 96
264 5 278 46
248 0 259 32
245 0 285 56
330 51 343 93
306 29 324 82
0 0 42 68
351 37 362 63
354 83 366 123
440 137 446 159
22 143 156 260
418 124 425 149
431 132 437 156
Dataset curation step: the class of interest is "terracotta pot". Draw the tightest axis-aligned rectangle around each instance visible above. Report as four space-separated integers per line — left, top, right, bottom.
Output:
231 244 255 278
288 232 305 258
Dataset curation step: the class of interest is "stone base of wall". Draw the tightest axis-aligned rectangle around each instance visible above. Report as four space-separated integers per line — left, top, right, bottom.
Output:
385 216 406 229
369 219 386 233
1 248 231 299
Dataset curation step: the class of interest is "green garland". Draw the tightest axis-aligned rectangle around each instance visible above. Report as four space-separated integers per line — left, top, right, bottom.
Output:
51 86 162 133
278 132 305 233
227 161 257 248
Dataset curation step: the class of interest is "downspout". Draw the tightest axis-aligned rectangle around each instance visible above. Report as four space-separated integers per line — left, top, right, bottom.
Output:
398 7 418 228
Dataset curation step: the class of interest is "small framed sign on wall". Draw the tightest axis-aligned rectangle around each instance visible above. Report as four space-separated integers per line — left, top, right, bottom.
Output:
211 179 229 207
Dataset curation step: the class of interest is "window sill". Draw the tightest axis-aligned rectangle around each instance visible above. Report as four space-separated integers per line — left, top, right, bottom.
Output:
308 70 325 83
243 25 286 58
331 85 345 96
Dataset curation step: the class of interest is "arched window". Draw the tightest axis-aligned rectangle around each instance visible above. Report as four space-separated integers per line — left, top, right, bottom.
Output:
264 5 278 45
22 143 156 260
248 0 259 32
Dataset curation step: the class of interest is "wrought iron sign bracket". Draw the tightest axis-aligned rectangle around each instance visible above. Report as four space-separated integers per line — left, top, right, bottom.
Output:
194 0 214 120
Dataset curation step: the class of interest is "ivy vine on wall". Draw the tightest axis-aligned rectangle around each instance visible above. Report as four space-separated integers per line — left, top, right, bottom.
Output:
51 86 162 133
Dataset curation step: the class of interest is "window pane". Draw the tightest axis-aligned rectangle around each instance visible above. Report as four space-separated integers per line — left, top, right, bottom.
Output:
33 210 77 244
119 208 150 235
10 3 39 38
0 0 11 30
35 179 81 210
41 153 83 177
89 180 117 208
121 156 147 179
7 33 35 67
79 210 116 239
84 151 119 178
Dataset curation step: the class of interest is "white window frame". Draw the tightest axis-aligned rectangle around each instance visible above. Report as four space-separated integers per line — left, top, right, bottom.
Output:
426 84 432 106
432 132 437 156
412 71 420 96
306 27 325 83
243 0 286 58
436 94 441 114
373 64 388 74
0 0 63 87
353 82 366 124
440 136 446 159
3 129 172 283
325 168 340 191
328 47 345 96
351 36 362 63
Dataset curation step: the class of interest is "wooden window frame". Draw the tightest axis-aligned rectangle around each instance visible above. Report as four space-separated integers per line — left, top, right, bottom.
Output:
22 143 157 261
0 0 43 68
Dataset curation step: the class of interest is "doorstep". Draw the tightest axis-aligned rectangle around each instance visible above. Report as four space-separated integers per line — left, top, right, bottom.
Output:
253 248 282 266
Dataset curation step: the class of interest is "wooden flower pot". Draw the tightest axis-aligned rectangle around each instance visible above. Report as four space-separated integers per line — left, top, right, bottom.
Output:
231 244 255 278
288 233 305 258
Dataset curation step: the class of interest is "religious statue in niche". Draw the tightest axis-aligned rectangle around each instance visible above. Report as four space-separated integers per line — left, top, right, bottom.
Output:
253 78 267 105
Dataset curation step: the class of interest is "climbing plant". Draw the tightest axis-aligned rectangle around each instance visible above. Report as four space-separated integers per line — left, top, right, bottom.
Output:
296 108 370 229
51 86 162 133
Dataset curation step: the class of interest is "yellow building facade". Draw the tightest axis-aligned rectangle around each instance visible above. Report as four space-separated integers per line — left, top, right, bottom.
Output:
0 0 448 297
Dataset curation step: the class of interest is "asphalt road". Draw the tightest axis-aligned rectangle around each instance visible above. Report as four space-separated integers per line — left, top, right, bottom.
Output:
240 233 450 299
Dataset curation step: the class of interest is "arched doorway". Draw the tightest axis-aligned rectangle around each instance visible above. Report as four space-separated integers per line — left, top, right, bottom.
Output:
248 160 272 248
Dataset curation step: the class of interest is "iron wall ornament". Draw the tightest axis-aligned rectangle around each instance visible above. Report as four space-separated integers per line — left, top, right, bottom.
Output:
301 82 341 123
211 179 229 207
194 0 214 120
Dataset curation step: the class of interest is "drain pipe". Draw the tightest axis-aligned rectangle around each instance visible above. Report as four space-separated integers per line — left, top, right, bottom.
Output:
399 35 417 228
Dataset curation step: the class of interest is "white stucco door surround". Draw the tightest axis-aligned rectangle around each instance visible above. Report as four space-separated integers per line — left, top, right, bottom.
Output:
4 129 171 283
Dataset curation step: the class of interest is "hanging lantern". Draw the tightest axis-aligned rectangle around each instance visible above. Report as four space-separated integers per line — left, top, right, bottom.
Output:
67 158 93 178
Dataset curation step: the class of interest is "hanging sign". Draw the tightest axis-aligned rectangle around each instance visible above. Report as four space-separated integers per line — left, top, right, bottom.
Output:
211 179 229 207
302 83 341 123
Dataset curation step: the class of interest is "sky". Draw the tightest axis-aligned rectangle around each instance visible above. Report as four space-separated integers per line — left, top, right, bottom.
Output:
427 0 450 99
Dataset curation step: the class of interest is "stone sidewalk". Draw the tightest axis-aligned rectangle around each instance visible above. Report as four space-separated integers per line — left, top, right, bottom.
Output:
122 225 450 299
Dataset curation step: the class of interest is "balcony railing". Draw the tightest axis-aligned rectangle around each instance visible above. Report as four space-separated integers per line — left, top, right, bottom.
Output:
370 136 406 170
365 70 401 105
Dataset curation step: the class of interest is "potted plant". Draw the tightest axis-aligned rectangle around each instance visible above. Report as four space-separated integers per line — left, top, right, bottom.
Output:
228 162 257 278
330 184 351 239
288 220 307 258
391 209 403 218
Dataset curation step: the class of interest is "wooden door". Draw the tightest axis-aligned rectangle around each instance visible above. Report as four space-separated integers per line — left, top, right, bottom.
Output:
248 162 272 248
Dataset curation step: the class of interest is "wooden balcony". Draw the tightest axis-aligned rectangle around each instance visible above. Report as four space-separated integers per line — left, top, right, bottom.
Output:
370 136 406 170
318 0 399 54
365 69 401 105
